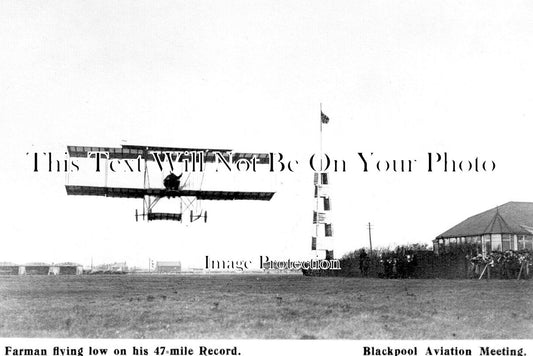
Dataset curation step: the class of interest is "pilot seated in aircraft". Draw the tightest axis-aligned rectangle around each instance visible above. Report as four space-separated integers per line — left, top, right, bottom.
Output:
163 172 182 190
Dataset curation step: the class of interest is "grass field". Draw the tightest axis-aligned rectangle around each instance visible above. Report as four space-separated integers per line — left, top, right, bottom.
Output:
0 274 531 339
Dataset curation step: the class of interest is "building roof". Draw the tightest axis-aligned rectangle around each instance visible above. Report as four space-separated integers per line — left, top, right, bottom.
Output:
437 202 533 239
55 262 82 267
24 262 51 266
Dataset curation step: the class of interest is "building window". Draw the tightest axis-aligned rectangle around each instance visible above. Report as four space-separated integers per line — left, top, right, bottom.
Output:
518 235 533 250
518 235 526 250
475 238 481 253
525 236 533 250
483 235 491 254
502 234 512 251
441 239 448 252
491 234 502 252
438 239 445 252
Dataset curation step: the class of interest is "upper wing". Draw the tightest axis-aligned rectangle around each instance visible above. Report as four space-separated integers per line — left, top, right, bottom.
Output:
65 185 275 201
67 145 270 164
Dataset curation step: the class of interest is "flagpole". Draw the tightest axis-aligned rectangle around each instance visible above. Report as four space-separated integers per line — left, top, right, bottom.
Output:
317 103 323 259
320 103 323 172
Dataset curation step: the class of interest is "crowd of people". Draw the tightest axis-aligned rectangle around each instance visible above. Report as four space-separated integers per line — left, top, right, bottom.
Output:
469 250 532 279
344 247 532 279
358 249 419 278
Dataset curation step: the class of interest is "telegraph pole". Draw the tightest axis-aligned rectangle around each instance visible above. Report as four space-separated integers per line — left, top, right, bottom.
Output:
367 222 373 255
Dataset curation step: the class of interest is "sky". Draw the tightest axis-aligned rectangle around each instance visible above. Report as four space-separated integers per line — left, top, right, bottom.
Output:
1 0 533 269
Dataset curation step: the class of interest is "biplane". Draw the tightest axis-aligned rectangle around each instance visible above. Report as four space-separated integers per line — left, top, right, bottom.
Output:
65 144 275 223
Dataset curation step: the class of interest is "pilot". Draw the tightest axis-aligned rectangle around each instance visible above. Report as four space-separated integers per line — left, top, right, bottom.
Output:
163 172 182 190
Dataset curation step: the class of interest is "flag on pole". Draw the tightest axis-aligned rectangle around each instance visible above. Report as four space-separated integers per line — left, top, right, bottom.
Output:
321 111 330 124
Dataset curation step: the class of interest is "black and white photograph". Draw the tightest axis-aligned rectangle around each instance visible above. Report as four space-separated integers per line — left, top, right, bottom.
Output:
0 0 532 352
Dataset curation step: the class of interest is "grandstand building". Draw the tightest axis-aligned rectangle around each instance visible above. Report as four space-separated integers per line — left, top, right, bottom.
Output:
434 201 533 255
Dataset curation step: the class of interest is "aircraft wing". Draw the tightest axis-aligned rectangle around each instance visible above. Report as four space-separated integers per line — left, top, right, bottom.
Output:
65 185 275 201
67 145 270 164
121 144 271 164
